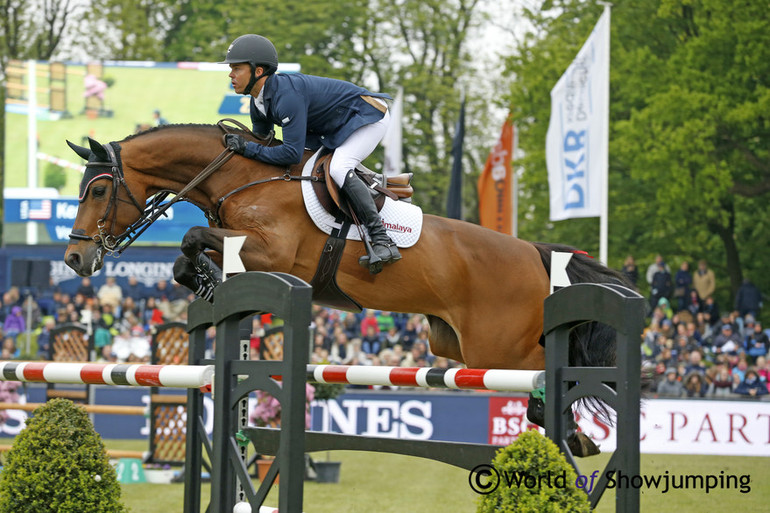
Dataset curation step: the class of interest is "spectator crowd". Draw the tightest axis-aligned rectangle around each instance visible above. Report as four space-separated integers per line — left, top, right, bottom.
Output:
621 255 767 399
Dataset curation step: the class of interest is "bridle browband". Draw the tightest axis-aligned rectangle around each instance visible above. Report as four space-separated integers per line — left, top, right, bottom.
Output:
68 118 318 256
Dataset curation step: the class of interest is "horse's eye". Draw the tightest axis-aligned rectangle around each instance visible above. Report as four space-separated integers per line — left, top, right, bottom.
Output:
92 186 107 198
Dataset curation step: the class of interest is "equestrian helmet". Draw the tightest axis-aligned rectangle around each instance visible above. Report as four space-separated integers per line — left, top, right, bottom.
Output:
220 34 278 72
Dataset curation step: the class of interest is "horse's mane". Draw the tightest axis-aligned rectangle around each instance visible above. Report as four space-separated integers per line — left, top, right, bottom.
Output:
120 123 223 142
120 123 271 146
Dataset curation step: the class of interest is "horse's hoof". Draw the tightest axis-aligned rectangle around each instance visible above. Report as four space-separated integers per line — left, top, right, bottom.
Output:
567 432 601 457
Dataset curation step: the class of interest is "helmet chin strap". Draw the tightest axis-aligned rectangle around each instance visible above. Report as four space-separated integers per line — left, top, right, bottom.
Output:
243 64 269 96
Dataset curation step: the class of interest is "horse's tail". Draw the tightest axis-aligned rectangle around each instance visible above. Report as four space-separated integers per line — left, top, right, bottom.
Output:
532 241 634 424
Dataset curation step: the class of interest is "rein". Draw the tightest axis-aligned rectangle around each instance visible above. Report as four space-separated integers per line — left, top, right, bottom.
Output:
69 119 318 255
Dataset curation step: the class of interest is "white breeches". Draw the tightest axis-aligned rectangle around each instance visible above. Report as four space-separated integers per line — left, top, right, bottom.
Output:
328 107 390 187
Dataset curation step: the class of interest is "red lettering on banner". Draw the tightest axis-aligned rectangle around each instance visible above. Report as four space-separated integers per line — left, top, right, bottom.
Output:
757 413 770 443
669 411 687 441
488 397 540 445
728 413 751 443
694 414 717 442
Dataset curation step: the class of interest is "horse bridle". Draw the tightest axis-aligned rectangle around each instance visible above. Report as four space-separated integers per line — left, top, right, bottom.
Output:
68 141 150 255
68 118 317 256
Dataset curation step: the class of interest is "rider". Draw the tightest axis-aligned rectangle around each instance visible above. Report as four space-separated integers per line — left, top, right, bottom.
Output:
219 34 401 274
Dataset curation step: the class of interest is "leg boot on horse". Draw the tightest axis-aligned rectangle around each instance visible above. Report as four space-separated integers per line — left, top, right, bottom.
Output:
526 392 600 458
341 171 401 274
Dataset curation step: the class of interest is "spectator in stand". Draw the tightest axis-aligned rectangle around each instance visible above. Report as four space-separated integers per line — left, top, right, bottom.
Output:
735 278 763 319
754 355 769 384
97 276 123 311
124 276 147 303
621 255 639 290
685 290 702 318
708 365 735 397
328 332 351 364
76 277 96 299
692 260 716 300
746 320 769 360
712 323 742 356
731 356 749 382
359 309 380 338
700 296 720 328
684 350 707 376
36 317 56 360
2 306 25 341
376 311 396 334
383 326 401 348
2 337 19 359
361 325 382 356
646 254 670 286
683 372 708 398
734 370 768 397
673 261 693 312
399 317 419 351
649 259 672 312
656 368 684 397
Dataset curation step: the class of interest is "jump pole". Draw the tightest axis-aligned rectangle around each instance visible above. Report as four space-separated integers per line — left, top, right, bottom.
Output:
0 362 214 389
307 365 544 392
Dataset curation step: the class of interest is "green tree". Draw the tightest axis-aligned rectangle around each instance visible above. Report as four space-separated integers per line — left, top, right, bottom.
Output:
504 0 770 303
1 0 88 244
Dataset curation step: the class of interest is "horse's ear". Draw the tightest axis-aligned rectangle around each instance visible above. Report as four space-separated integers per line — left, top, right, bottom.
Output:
66 140 91 161
87 137 110 161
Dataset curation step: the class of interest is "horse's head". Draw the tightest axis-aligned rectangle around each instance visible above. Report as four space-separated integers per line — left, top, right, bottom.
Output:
64 137 148 276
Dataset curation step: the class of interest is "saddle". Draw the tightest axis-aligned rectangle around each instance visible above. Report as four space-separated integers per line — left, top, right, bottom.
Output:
310 151 414 218
307 149 414 312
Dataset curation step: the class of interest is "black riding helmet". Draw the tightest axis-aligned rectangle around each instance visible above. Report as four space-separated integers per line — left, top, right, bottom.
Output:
220 34 278 95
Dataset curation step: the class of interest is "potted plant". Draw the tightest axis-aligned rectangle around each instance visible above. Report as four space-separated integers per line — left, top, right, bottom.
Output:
309 382 347 483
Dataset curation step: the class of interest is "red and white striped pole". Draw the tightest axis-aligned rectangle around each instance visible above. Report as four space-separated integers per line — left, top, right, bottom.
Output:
307 365 544 392
0 361 214 389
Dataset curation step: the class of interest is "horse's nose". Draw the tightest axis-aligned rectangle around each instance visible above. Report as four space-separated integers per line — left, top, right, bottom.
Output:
66 252 82 272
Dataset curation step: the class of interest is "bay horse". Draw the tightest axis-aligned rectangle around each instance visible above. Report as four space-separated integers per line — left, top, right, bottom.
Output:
64 123 629 455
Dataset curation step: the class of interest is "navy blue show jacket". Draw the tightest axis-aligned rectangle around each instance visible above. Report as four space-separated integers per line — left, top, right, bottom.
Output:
244 72 391 166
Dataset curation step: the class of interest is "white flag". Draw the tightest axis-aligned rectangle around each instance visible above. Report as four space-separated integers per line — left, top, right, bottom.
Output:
382 87 403 176
546 10 610 221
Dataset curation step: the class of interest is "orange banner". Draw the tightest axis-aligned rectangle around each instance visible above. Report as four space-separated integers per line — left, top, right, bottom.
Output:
478 116 515 234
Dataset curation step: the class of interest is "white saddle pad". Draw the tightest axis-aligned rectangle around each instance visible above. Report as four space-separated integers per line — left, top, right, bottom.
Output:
300 149 423 248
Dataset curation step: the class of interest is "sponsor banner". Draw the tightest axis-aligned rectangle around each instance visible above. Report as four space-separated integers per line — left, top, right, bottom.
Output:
4 388 767 457
545 10 610 221
3 197 207 244
0 245 184 294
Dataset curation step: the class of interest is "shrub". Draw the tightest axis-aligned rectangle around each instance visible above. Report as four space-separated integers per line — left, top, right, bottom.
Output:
0 399 127 513
476 430 591 513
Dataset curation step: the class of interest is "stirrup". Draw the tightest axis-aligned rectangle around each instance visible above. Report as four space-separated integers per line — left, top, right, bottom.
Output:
358 242 401 275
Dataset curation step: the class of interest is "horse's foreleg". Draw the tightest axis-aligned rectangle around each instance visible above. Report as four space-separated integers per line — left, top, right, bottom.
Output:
177 226 230 301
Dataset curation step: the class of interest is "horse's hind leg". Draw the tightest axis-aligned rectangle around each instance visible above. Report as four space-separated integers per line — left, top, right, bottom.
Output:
426 315 465 363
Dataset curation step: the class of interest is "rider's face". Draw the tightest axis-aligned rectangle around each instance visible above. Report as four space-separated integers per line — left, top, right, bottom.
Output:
228 63 253 94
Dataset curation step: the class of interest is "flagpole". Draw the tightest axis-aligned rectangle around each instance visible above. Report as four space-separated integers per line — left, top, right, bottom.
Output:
599 2 611 264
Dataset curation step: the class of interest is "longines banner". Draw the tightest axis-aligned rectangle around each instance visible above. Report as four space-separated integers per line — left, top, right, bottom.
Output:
4 388 768 457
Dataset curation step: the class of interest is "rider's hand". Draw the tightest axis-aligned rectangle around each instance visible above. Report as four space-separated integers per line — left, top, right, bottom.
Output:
225 134 247 155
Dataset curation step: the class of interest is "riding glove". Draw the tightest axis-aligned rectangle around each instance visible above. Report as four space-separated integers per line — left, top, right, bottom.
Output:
224 134 248 154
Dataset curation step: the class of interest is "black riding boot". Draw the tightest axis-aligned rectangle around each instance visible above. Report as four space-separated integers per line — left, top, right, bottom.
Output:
341 171 401 274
